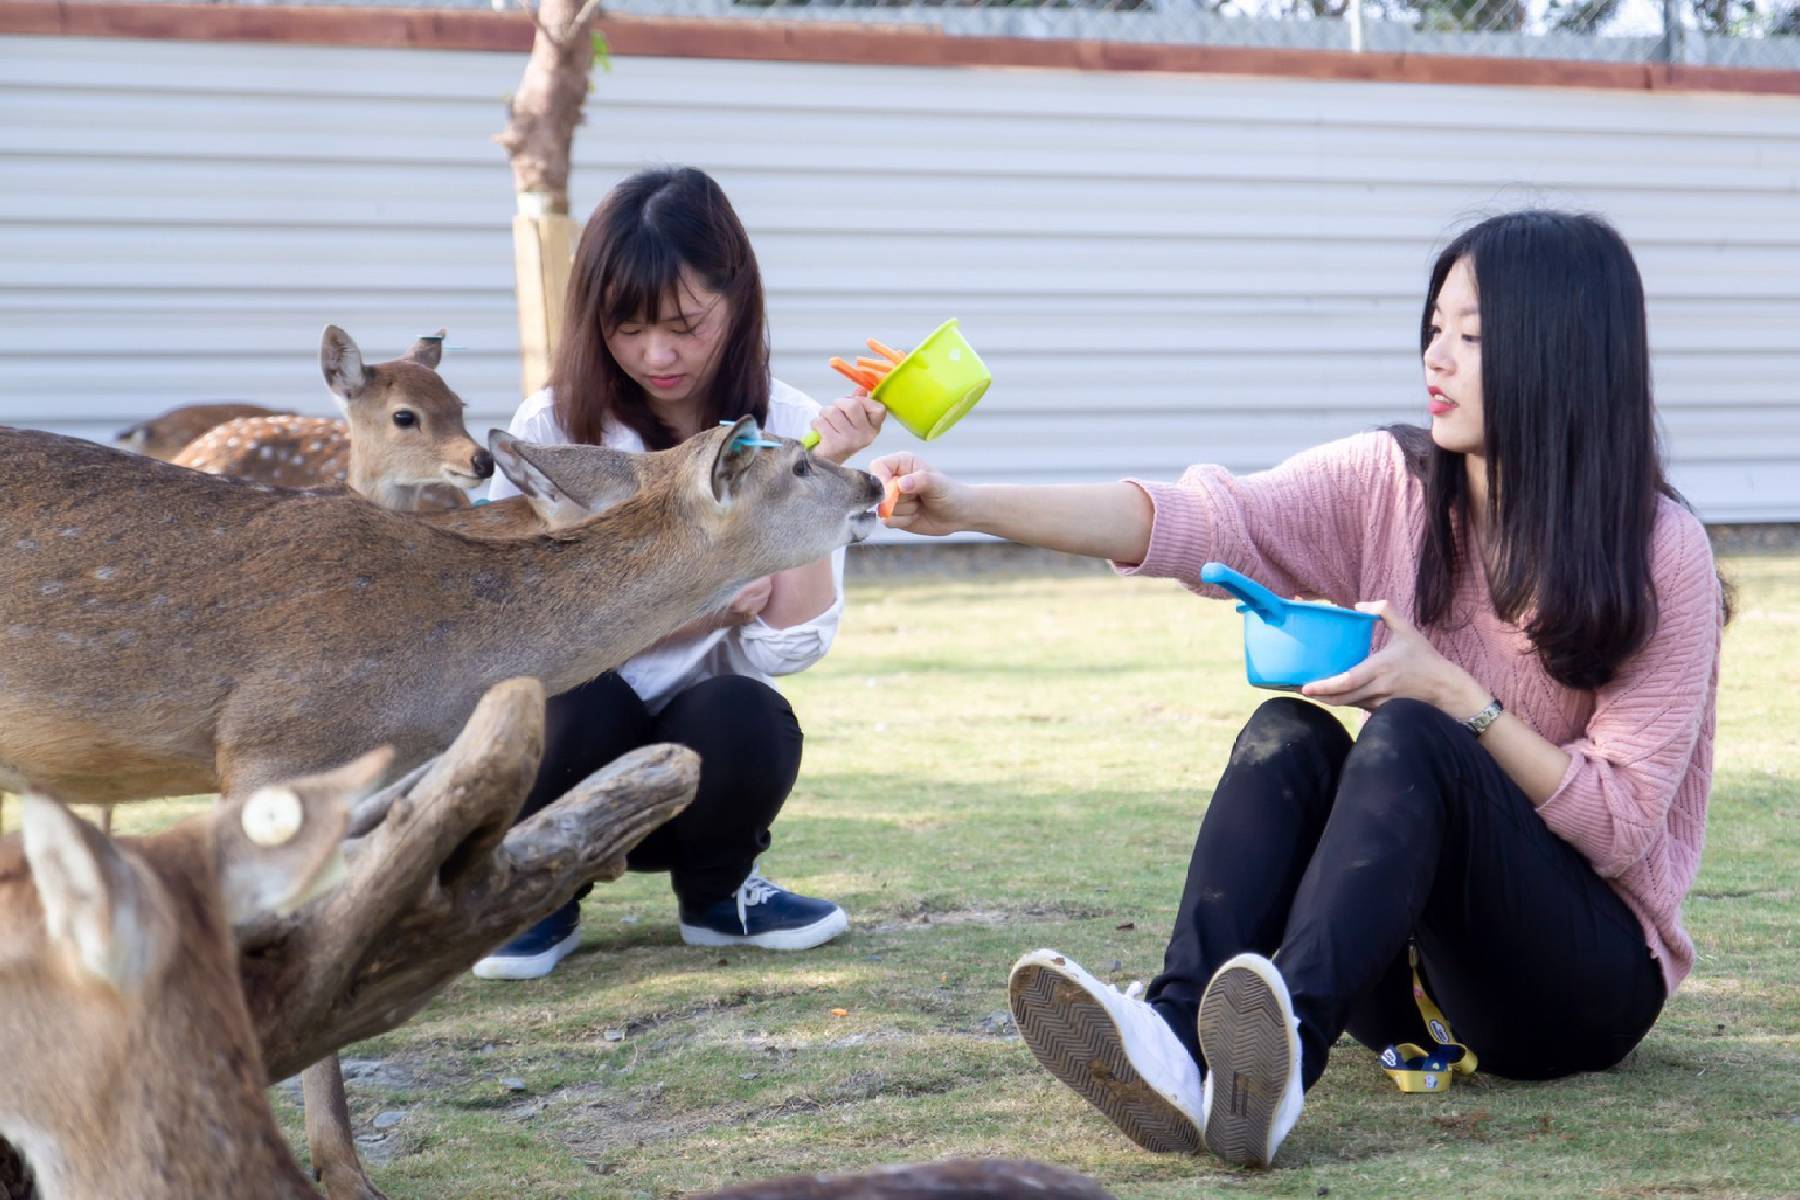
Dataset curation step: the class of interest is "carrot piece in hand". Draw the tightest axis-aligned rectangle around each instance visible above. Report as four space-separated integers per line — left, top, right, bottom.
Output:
878 476 902 520
867 338 907 364
829 357 881 390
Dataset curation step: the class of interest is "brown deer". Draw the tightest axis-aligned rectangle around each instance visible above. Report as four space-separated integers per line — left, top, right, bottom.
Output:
0 419 880 1200
172 327 491 512
0 750 392 1200
0 418 876 804
114 401 292 461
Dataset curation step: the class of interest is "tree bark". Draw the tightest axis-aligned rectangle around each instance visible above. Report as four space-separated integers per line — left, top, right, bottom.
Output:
495 0 601 212
495 0 596 398
238 677 696 1081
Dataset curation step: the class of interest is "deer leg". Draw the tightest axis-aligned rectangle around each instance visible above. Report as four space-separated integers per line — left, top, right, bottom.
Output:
302 1055 387 1200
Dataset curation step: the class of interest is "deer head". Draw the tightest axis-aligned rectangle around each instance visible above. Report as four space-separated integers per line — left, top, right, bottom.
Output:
321 325 494 506
486 416 883 559
0 748 392 1200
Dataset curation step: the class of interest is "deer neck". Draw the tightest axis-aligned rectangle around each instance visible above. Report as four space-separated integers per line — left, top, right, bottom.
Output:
346 449 408 510
484 494 745 695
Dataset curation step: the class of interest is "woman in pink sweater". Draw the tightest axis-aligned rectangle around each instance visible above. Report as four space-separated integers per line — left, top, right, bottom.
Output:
872 210 1725 1168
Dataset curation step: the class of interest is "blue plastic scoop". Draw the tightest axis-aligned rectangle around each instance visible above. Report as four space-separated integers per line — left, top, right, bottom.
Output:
1201 562 1380 689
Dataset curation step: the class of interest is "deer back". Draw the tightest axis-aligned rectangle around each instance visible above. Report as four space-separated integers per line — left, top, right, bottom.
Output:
0 421 880 804
115 401 291 462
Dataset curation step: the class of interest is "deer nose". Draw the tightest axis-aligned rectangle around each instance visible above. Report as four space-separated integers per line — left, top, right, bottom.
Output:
858 470 883 502
470 448 495 479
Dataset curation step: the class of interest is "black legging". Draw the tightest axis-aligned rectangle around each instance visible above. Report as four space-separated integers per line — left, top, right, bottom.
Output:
1146 697 1666 1088
519 671 804 910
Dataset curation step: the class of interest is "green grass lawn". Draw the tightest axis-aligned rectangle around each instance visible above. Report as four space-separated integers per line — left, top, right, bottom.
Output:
9 555 1798 1198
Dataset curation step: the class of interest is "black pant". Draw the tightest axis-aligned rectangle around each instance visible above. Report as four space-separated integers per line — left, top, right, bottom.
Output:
1146 697 1665 1088
518 671 804 911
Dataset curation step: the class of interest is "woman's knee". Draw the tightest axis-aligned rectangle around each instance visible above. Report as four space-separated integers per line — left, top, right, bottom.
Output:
658 675 802 758
1338 698 1466 817
1352 698 1462 764
1228 697 1352 771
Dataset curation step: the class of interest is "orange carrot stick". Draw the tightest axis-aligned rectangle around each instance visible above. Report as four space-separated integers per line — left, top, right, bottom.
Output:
867 338 907 364
829 357 881 390
878 476 902 520
854 357 894 374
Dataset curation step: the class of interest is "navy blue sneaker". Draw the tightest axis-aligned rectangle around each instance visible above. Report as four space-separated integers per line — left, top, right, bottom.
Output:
678 870 849 950
471 899 582 980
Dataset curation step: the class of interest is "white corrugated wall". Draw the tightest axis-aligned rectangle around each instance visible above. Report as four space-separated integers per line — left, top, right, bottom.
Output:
2 34 1798 519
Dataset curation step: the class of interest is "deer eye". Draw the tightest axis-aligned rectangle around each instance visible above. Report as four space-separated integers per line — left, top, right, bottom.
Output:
392 410 418 429
792 456 812 478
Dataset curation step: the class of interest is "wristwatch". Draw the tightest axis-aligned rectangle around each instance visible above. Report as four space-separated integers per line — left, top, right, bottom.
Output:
1460 697 1504 738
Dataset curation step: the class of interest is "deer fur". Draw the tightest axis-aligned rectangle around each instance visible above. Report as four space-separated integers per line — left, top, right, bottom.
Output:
0 750 391 1200
114 401 291 462
0 418 881 805
172 327 490 512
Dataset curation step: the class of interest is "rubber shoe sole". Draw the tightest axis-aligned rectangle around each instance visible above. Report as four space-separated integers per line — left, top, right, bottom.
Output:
1009 954 1204 1154
469 926 582 981
1197 954 1301 1167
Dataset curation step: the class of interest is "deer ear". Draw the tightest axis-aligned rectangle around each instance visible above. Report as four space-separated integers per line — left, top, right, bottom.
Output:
21 795 168 992
404 328 446 369
708 416 761 506
216 746 393 926
489 430 589 528
321 325 371 402
519 444 642 526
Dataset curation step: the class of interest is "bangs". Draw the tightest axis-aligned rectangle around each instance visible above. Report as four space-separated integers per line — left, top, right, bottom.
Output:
600 229 687 329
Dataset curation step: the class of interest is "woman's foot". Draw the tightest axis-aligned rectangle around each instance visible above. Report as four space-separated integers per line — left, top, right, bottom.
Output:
470 899 582 980
1008 949 1206 1154
1196 952 1304 1167
678 870 849 950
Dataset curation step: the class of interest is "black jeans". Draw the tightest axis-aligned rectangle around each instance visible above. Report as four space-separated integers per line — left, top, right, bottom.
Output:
518 671 804 912
1146 697 1665 1088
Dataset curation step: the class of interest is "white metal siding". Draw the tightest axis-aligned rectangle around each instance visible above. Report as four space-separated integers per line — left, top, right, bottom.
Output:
2 35 1798 519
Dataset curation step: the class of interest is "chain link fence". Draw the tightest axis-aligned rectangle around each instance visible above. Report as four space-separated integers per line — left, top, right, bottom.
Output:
594 0 1800 67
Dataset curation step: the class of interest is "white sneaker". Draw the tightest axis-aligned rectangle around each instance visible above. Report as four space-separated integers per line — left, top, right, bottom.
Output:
1197 952 1304 1167
1008 949 1206 1154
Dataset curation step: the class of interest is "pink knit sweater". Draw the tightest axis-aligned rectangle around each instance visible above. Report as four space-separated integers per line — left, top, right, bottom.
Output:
1121 431 1722 995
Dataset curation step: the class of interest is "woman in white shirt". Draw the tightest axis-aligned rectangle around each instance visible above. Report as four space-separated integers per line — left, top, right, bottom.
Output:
472 166 885 980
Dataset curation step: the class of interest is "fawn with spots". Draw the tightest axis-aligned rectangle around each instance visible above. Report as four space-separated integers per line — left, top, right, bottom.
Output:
173 326 491 511
114 401 291 461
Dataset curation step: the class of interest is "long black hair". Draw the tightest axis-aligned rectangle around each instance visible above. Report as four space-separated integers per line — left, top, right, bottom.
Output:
552 166 770 450
1397 210 1685 691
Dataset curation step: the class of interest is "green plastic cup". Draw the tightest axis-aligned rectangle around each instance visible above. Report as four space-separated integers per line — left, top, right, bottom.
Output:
803 319 991 449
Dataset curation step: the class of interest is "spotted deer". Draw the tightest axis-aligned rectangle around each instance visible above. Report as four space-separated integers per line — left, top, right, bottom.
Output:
173 327 491 512
0 750 391 1200
114 401 291 462
0 419 880 1199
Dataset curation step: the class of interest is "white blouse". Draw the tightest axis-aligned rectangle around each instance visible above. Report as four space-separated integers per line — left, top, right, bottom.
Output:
487 380 845 712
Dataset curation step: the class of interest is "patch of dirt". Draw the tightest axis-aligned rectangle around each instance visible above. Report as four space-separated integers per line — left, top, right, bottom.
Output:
866 900 1106 936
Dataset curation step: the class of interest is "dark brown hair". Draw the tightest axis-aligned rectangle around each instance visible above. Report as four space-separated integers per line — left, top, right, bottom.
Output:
1392 209 1726 691
551 166 770 450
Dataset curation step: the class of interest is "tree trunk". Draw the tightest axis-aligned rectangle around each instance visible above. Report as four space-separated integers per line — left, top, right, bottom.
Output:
496 0 598 397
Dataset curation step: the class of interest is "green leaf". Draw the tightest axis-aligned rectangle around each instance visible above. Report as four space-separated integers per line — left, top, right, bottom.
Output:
592 30 612 73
